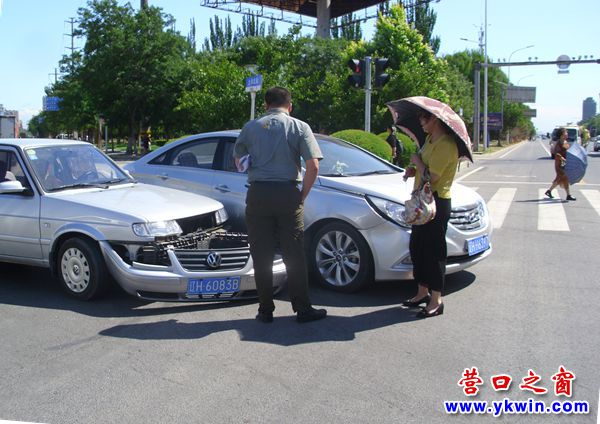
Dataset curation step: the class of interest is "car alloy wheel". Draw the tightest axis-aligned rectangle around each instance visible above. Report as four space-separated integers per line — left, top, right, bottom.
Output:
57 237 108 300
310 222 373 293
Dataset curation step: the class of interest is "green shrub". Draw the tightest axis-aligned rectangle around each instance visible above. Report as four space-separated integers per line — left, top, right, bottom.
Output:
331 129 393 161
376 131 417 167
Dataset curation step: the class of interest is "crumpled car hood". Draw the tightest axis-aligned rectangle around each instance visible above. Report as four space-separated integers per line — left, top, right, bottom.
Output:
318 173 482 207
46 183 223 222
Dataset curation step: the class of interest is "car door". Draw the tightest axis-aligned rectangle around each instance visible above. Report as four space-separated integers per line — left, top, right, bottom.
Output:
0 148 42 259
143 137 220 200
210 137 250 231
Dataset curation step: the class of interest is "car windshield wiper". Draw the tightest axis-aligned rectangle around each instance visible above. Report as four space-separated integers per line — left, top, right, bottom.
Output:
320 172 348 177
351 170 396 176
48 182 111 192
97 177 133 185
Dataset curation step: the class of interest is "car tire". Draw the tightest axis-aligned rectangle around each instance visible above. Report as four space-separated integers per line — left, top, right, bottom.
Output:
309 222 373 293
57 237 108 300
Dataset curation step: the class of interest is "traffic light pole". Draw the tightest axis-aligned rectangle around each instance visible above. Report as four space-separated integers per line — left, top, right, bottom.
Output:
364 56 372 133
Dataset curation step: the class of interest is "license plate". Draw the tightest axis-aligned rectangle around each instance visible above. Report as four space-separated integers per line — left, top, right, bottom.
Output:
187 277 241 295
466 235 489 256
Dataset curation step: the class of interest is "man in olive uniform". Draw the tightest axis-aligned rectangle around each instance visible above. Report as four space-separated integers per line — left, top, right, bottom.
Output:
234 86 327 323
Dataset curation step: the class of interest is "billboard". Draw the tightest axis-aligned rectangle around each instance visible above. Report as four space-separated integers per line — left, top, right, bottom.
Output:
482 112 503 131
505 86 536 103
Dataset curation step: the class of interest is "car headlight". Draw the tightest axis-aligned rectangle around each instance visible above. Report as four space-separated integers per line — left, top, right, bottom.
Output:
132 220 182 237
215 207 228 225
477 200 488 227
367 196 411 229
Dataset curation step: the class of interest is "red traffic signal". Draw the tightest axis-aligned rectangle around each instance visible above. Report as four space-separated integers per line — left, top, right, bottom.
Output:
374 58 390 88
347 58 365 88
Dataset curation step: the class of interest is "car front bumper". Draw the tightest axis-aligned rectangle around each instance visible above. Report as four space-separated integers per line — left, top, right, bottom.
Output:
98 241 287 302
360 220 492 282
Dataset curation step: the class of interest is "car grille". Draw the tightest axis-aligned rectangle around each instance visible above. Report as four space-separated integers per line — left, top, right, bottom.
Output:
137 230 249 267
174 247 250 272
450 204 484 231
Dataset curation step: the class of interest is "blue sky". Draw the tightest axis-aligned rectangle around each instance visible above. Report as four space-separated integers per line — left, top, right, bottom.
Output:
1 0 598 133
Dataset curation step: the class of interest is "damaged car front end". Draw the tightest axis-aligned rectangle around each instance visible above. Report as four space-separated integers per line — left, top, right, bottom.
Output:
0 138 285 302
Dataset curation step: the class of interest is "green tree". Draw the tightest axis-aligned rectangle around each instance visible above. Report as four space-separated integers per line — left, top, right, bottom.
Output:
369 4 448 131
410 1 440 54
203 15 234 51
75 0 190 151
331 13 362 41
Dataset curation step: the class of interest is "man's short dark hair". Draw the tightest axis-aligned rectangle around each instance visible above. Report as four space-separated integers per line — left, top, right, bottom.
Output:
265 86 292 108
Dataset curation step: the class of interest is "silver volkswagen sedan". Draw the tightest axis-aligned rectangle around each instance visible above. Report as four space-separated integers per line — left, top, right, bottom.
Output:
124 131 492 293
0 138 285 301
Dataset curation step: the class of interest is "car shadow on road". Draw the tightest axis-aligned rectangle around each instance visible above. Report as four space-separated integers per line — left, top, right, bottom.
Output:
98 306 421 346
310 270 476 308
0 263 253 318
0 263 477 322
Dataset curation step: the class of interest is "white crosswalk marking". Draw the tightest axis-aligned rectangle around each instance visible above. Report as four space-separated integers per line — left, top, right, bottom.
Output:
487 188 517 229
581 190 600 217
538 189 570 231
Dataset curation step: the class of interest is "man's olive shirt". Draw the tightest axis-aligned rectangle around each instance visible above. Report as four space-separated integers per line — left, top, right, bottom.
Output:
234 108 322 183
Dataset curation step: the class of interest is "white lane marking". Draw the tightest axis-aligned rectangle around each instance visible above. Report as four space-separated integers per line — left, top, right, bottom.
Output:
538 189 570 231
487 188 517 229
455 166 484 182
538 139 552 156
497 143 525 159
580 190 600 217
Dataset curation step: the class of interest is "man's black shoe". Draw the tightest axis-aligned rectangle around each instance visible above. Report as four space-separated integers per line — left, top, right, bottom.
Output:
297 307 327 323
255 312 273 323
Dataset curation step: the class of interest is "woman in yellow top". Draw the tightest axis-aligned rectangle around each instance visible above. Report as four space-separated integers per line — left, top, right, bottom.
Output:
402 110 458 318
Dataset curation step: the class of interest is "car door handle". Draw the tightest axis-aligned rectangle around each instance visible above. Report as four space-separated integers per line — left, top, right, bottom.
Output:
214 184 231 193
159 173 169 180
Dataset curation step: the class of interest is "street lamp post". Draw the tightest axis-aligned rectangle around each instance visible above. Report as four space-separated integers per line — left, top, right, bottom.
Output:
507 45 534 83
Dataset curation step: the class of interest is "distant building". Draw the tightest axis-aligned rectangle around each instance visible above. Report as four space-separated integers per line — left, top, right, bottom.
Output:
582 97 597 121
0 104 20 138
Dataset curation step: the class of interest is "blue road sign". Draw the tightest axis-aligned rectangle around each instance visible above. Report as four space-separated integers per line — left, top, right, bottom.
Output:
245 74 263 92
43 96 62 111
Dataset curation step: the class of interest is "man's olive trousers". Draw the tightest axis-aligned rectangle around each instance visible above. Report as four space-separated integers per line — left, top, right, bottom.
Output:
245 182 311 314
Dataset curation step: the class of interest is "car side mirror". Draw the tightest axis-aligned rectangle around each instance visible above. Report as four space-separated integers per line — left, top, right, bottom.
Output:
0 180 27 194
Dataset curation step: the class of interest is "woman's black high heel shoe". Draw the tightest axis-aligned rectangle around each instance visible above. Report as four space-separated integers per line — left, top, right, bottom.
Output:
402 295 431 307
417 303 444 318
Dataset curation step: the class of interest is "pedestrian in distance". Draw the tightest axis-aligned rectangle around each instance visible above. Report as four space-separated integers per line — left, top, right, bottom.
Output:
401 109 459 318
545 127 576 201
386 125 403 166
234 86 327 324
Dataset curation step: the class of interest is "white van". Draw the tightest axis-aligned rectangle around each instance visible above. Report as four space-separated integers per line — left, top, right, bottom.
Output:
550 125 581 158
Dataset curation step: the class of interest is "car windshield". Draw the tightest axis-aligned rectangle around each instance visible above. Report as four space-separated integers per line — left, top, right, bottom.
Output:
566 128 578 142
25 144 132 192
313 136 398 177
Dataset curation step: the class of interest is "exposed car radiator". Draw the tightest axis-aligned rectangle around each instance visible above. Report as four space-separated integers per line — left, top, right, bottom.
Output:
139 230 248 266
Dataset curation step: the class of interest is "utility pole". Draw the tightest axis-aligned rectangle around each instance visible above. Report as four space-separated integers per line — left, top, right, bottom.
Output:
64 18 77 72
48 68 59 83
364 56 372 133
141 0 148 9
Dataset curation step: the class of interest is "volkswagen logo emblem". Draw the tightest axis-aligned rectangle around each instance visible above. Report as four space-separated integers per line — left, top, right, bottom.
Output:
206 251 222 269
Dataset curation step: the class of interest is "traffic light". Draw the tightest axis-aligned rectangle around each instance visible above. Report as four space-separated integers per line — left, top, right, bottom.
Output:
347 58 365 88
374 58 390 88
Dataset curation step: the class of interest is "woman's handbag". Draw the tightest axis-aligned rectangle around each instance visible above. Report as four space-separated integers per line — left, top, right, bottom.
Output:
403 169 436 225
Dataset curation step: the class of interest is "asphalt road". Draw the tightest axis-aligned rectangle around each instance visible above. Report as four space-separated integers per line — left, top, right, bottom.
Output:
1 139 598 424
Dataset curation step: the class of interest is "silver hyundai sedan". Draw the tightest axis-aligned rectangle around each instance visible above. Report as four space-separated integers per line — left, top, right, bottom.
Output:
0 138 285 301
124 131 492 293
